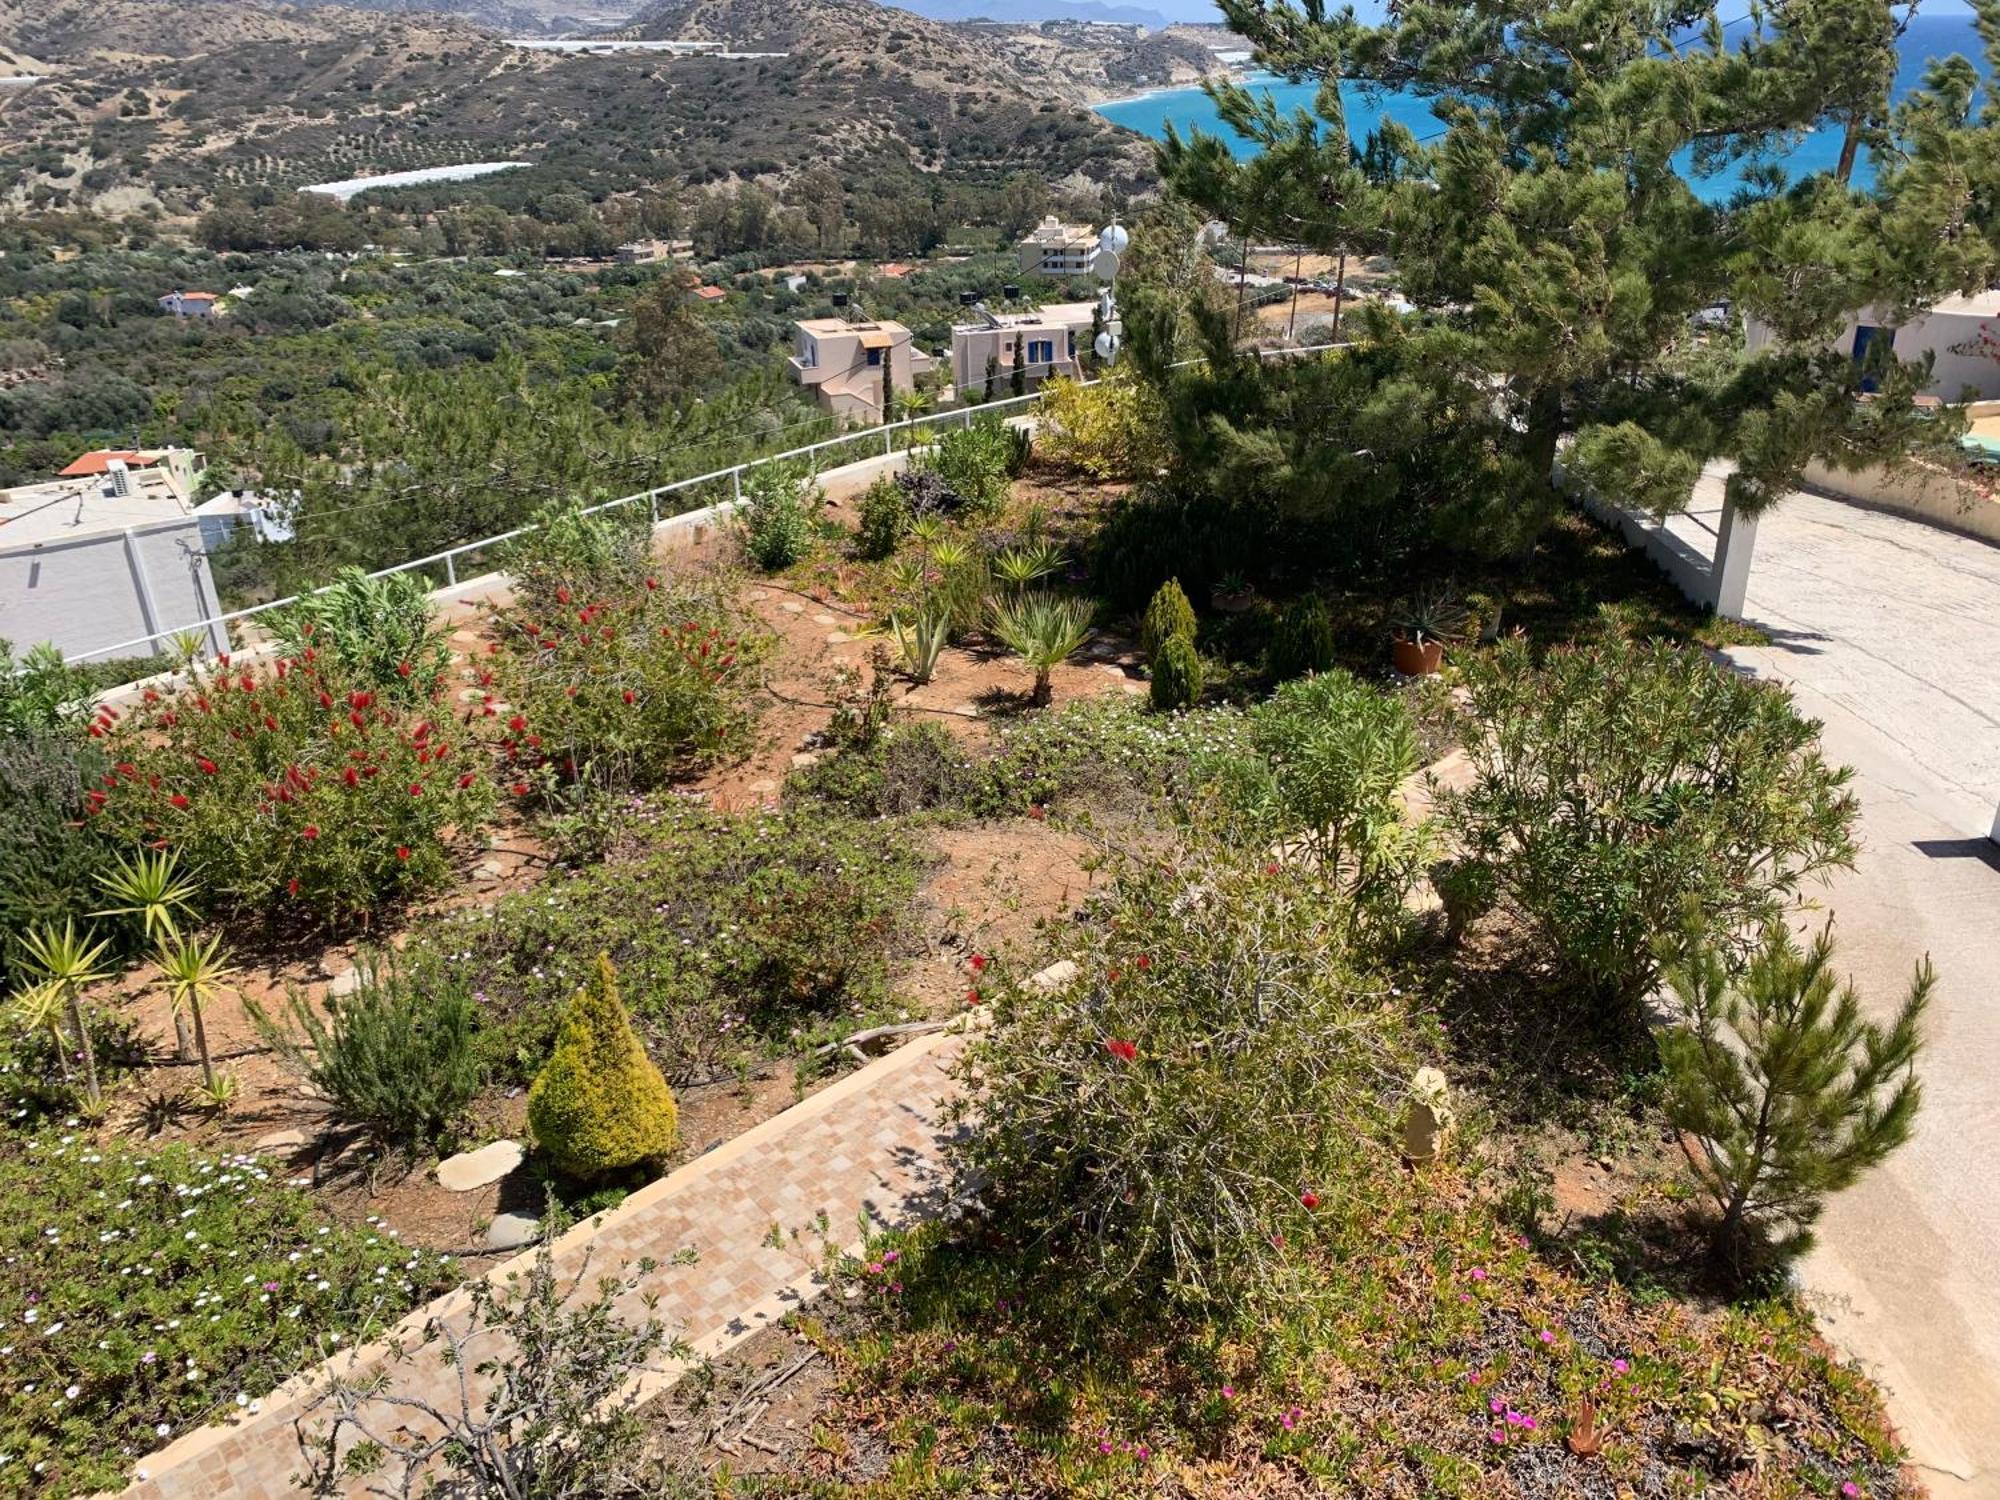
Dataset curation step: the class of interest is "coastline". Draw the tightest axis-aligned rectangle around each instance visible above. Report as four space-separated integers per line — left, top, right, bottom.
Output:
1088 64 1262 111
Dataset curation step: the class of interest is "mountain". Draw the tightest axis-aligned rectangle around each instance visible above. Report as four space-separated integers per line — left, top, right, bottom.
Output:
0 0 1205 216
883 0 1173 28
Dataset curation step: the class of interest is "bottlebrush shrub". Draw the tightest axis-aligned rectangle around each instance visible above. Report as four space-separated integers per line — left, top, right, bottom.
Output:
486 571 764 796
948 849 1416 1316
0 1131 456 1499
90 653 496 924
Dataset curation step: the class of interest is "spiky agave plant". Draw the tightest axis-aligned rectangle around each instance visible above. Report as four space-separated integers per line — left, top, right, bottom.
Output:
888 605 950 685
992 542 1064 592
990 592 1094 707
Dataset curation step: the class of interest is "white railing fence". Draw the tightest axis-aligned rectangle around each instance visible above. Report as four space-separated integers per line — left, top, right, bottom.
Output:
61 340 1353 678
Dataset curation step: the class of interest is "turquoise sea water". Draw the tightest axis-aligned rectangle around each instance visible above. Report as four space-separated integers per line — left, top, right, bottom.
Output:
1096 13 1986 199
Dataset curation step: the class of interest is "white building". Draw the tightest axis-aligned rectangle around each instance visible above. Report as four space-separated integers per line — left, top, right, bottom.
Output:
1018 216 1098 277
1745 291 2000 402
158 290 222 318
951 301 1101 397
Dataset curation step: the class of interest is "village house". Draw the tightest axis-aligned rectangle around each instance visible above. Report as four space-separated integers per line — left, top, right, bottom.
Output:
951 301 1099 398
1746 291 2000 403
1017 215 1098 277
789 316 935 424
158 290 223 317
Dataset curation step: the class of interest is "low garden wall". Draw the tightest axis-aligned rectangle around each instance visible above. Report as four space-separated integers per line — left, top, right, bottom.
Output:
1799 457 2000 547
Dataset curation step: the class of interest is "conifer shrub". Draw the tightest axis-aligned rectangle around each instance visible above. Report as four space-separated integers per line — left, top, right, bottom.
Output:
1266 595 1337 680
1148 632 1203 710
528 954 678 1180
1138 577 1197 661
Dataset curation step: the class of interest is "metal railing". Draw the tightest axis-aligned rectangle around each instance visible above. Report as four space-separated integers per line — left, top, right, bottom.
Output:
63 339 1352 673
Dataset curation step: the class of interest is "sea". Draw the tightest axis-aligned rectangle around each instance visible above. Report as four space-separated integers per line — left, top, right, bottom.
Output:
1095 11 1987 198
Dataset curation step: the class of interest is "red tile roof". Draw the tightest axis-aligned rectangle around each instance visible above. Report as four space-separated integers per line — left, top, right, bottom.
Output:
879 263 914 279
694 285 727 301
163 290 220 302
58 450 163 478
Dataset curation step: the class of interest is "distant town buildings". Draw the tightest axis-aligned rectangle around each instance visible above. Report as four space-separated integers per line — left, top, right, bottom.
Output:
1018 216 1098 277
615 239 691 264
951 301 1099 397
691 284 729 304
158 290 222 318
0 447 247 661
789 317 935 424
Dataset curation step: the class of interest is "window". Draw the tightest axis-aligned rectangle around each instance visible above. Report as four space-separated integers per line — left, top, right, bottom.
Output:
1852 325 1884 393
798 337 817 369
866 347 883 366
1028 339 1054 366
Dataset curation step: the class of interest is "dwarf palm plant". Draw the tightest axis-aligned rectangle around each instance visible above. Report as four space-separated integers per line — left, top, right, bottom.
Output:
992 542 1063 592
156 930 236 1095
8 979 73 1085
14 921 115 1106
990 592 1094 707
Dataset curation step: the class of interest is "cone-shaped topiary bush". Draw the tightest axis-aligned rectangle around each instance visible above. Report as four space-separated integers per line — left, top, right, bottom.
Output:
1139 578 1197 661
528 954 678 1180
1150 633 1204 710
1267 596 1337 681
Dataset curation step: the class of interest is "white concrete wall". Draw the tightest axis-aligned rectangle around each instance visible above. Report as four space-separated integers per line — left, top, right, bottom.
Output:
1800 458 2000 546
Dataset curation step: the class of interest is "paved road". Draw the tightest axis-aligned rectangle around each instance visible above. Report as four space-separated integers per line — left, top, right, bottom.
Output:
1719 491 2000 1499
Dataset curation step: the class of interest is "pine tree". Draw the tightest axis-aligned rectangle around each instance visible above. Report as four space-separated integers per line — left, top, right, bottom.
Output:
1660 922 1931 1271
529 954 678 1180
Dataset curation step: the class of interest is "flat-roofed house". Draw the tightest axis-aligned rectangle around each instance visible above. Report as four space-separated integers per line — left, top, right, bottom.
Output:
158 290 222 317
951 302 1100 398
789 317 935 423
1018 216 1097 277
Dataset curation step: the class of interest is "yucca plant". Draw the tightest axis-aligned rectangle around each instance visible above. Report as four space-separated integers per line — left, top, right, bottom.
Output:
990 592 1094 707
7 979 74 1086
889 606 950 685
14 920 115 1107
992 543 1063 592
928 537 974 573
156 930 236 1093
94 848 197 942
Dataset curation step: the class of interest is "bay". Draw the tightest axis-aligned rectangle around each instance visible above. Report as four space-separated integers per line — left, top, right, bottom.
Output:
1095 12 1987 199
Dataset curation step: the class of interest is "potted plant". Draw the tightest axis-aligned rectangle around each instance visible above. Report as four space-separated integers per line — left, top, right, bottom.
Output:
1211 571 1257 613
1390 584 1467 676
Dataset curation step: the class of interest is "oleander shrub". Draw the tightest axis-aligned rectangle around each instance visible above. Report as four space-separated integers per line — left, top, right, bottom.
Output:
1266 595 1337 680
1443 639 1859 1018
487 569 764 796
949 851 1415 1314
854 475 909 561
737 460 818 571
267 567 450 702
412 801 922 1084
0 1132 456 1499
248 954 483 1155
0 734 115 992
0 637 94 737
1138 577 1197 661
90 654 495 925
1148 633 1203 710
529 955 678 1180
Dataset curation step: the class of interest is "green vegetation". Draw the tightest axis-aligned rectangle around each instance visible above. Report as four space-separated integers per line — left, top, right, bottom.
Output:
0 1132 455 1500
529 956 680 1183
1148 633 1204 710
267 568 451 702
1138 577 1198 661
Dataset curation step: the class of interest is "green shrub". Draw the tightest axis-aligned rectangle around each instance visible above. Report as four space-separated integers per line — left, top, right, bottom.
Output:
1663 923 1930 1270
248 955 483 1154
915 422 1011 514
93 655 495 925
267 566 450 702
980 697 1250 815
1138 577 1197 661
1037 369 1166 481
491 568 764 796
0 734 114 992
854 474 909 561
505 500 653 618
950 851 1414 1313
787 719 980 817
1148 633 1203 710
737 460 818 571
412 801 922 1084
1003 423 1033 478
0 637 94 737
1266 595 1337 680
0 1132 455 1498
1443 639 1858 1017
529 955 679 1180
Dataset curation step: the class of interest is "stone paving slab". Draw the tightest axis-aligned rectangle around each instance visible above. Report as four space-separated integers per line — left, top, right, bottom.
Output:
112 1027 967 1499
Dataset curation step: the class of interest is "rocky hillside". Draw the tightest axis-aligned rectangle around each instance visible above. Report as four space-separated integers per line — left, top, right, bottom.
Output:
0 0 1183 217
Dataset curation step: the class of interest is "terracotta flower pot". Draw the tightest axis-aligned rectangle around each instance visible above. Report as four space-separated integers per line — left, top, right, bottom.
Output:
1211 586 1256 614
1391 635 1444 676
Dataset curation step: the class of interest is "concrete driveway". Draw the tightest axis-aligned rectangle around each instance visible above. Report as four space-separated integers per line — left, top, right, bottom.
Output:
1718 492 2000 1498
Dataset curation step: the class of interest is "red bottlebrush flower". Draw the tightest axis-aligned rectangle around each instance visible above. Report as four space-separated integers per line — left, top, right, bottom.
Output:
1264 862 1281 875
622 689 636 705
99 705 119 721
412 721 432 742
1108 966 1122 983
162 711 178 727
719 653 736 668
88 723 105 738
361 765 379 778
301 825 320 840
143 688 160 704
409 782 423 797
349 690 372 710
477 669 493 687
195 696 211 714
287 878 300 896
396 846 411 861
276 659 290 678
511 782 530 796
343 768 359 787
645 576 659 590
146 774 159 789
1300 1189 1321 1211
239 674 255 693
304 645 317 662
85 789 107 808
197 757 218 775
396 661 413 678
319 691 334 709
218 652 231 666
482 705 497 717
488 642 501 655
556 585 571 604
508 714 527 733
565 686 578 699
660 626 672 638
169 793 190 810
349 711 365 730
457 771 477 789
526 734 542 749
969 953 988 974
263 714 279 732
1027 804 1047 821
699 641 711 658
417 749 432 765
1105 1038 1138 1063
965 988 982 1007
1135 954 1152 970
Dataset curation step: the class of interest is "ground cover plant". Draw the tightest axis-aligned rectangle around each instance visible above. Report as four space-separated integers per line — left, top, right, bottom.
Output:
0 1131 456 1499
409 799 924 1087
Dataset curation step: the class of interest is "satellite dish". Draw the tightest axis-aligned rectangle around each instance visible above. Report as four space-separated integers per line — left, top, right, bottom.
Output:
1092 247 1121 283
1094 330 1119 361
1098 223 1130 256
